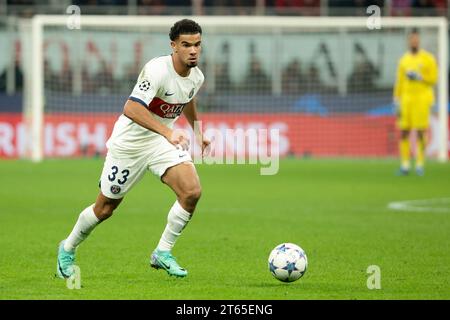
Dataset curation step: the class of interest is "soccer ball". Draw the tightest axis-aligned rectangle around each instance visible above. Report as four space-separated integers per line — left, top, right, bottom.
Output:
268 243 308 282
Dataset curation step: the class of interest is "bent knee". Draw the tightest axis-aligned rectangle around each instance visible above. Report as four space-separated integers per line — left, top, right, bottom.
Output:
94 203 117 221
188 186 202 201
181 185 202 204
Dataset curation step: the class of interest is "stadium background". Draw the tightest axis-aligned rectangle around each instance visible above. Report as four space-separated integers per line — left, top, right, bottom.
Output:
0 0 449 159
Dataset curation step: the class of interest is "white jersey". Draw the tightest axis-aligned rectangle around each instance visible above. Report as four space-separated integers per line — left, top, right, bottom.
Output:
106 55 204 157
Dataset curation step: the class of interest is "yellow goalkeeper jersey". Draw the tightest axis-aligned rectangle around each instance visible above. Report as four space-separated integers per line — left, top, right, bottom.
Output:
394 49 438 106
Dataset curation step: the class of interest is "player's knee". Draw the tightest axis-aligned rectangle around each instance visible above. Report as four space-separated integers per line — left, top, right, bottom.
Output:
182 185 202 206
191 185 202 202
94 203 117 221
98 209 114 220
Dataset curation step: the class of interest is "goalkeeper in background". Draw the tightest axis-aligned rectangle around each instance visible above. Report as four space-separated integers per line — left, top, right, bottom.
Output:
393 28 438 176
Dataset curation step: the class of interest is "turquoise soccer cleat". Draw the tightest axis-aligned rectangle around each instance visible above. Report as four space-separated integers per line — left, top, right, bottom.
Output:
56 240 75 279
150 249 188 278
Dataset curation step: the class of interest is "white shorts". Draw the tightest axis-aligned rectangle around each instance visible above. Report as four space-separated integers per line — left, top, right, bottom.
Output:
99 138 192 199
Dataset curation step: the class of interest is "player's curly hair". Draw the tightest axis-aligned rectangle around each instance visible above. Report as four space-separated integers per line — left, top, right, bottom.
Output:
169 19 202 41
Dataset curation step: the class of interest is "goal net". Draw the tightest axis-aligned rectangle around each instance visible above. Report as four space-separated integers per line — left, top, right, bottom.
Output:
20 16 448 161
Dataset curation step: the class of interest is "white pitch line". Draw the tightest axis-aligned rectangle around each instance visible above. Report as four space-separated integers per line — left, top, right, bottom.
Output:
388 198 450 213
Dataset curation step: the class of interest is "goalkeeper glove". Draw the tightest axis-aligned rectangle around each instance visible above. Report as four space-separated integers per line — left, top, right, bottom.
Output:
406 70 422 81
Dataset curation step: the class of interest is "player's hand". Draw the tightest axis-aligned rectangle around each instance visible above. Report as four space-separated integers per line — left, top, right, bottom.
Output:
406 70 422 81
167 129 190 151
194 132 211 157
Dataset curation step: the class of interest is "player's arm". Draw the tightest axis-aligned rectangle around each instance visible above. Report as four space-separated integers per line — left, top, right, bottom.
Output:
421 55 438 86
124 63 171 137
123 99 172 139
126 63 190 149
124 100 189 150
183 97 199 129
183 97 210 154
393 60 403 115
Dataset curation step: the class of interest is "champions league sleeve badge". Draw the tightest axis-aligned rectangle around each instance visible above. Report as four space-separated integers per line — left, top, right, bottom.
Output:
139 80 151 91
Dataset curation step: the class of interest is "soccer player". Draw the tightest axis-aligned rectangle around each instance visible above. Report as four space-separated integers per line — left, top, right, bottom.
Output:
56 19 210 278
394 28 438 176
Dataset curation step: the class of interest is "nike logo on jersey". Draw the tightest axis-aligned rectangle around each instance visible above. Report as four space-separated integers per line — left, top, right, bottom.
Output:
165 92 175 96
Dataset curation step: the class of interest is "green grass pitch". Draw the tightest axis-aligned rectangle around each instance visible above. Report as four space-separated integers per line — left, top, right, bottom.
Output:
0 158 449 299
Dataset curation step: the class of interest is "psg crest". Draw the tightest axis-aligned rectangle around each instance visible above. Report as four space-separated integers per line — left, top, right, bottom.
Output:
139 80 151 91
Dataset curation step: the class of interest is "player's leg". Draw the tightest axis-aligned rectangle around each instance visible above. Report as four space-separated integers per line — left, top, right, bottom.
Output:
56 193 123 279
159 161 201 247
399 129 411 175
415 130 426 176
64 193 123 251
151 162 202 277
398 101 411 175
57 153 146 279
412 103 430 176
